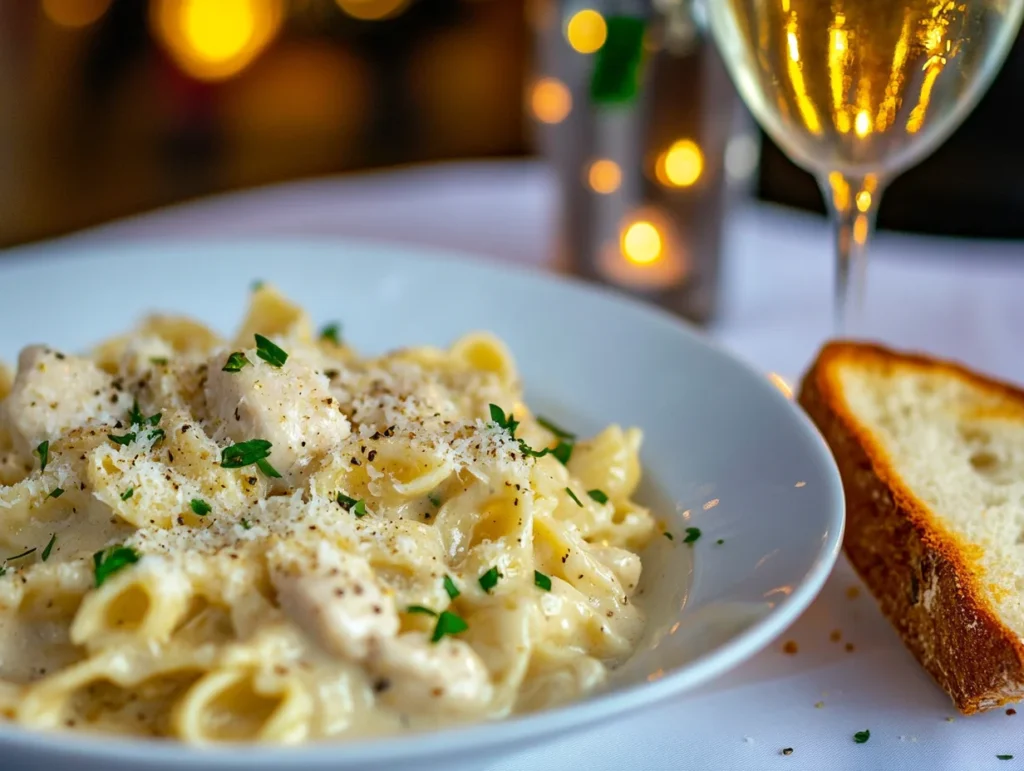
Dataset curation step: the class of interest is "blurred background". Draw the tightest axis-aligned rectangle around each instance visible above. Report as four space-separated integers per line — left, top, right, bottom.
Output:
2 0 1024 249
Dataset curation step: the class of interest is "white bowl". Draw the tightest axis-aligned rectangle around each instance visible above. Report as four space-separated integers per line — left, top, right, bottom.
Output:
0 239 843 771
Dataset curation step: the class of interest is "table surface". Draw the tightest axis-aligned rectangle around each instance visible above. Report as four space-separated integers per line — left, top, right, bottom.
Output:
39 161 1024 770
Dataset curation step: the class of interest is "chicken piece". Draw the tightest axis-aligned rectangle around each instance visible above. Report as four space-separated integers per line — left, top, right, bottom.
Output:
370 633 494 715
2 346 132 454
269 543 398 661
204 345 350 486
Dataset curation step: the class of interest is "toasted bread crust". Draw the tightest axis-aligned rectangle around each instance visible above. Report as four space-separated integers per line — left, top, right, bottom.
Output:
798 341 1024 714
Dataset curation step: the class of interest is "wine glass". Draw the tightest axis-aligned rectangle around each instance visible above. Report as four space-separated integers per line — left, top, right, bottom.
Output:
705 0 1024 331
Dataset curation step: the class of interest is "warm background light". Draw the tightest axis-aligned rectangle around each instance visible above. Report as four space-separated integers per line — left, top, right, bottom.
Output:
335 0 409 21
656 139 704 188
621 221 663 265
151 0 284 82
43 0 111 28
530 77 572 124
587 159 621 194
566 9 607 54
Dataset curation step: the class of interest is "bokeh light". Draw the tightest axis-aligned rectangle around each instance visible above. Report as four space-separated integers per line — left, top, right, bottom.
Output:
566 9 607 54
151 0 284 82
621 221 663 265
656 139 704 188
588 159 621 194
530 77 572 124
43 0 111 28
334 0 409 21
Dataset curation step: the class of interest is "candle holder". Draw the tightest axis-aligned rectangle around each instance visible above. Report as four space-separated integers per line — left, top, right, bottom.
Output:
527 0 759 325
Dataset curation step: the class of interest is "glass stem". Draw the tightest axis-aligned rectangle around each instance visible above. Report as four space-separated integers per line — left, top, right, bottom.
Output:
818 172 884 336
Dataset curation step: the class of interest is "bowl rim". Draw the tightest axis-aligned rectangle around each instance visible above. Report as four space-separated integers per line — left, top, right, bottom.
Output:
0 236 845 766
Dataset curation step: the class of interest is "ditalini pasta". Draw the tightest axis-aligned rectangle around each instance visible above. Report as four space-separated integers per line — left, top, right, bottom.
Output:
0 286 655 744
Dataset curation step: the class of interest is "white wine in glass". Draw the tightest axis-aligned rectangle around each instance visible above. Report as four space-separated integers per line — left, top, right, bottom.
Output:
706 0 1024 330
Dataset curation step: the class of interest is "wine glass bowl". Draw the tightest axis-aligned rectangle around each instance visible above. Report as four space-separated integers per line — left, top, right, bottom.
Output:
706 0 1024 328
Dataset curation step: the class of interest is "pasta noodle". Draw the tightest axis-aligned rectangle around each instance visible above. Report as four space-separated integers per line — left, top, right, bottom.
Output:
0 285 656 744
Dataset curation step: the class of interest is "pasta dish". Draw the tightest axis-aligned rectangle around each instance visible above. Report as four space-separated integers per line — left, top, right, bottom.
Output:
0 286 655 744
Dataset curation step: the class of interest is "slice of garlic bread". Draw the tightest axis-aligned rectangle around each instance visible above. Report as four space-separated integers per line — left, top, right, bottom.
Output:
799 341 1024 714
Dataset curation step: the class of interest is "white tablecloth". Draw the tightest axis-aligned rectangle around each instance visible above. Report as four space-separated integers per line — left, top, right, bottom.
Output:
56 161 1024 770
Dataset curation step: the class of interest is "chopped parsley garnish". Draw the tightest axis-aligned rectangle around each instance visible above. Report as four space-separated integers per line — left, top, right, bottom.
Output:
240 518 252 530
663 532 674 541
489 404 575 464
534 571 552 591
431 610 468 643
149 357 168 366
221 439 273 468
147 428 166 444
93 546 139 587
406 605 437 617
587 489 609 504
128 400 161 427
565 487 583 507
107 432 136 446
0 567 5 577
853 730 870 744
716 538 724 545
251 280 264 292
489 404 519 436
222 351 251 372
443 574 460 600
254 334 288 367
478 566 501 593
537 416 576 439
41 534 56 562
336 493 367 517
128 400 144 425
428 492 442 507
551 441 573 465
683 527 702 544
120 488 134 501
998 755 1014 760
517 443 548 458
319 323 342 345
35 441 49 472
48 487 64 499
7 547 36 562
190 499 211 516
256 458 281 478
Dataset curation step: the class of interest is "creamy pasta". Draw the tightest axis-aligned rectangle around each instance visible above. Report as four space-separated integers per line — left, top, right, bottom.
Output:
0 286 655 744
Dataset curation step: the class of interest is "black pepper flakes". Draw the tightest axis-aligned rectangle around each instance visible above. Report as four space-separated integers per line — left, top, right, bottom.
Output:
782 748 794 756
